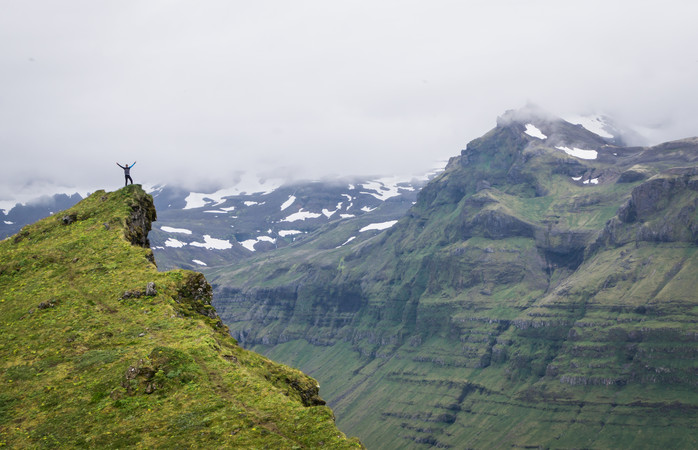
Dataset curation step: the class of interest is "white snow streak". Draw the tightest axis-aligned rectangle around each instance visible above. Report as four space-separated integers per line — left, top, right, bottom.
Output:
279 230 302 237
337 236 356 247
360 176 416 201
281 209 322 222
161 226 192 234
566 115 614 139
189 235 233 250
524 124 547 139
280 195 296 211
192 259 207 266
183 174 282 209
556 146 598 160
240 235 276 252
360 180 401 201
360 220 398 232
164 238 187 248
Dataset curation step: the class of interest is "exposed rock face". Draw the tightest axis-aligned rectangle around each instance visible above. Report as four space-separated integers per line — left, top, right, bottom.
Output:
145 282 157 296
61 214 77 225
123 186 157 248
176 272 220 320
597 170 698 248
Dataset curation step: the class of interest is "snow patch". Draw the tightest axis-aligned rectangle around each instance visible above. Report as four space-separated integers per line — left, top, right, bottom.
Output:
361 206 376 213
340 214 355 218
182 174 282 209
192 259 207 266
360 176 416 201
360 220 398 232
583 178 599 185
280 195 296 211
4 220 13 225
524 123 547 139
322 208 337 218
281 209 322 222
164 238 187 248
566 114 614 139
239 239 257 252
161 226 192 234
240 235 276 252
556 146 598 160
571 176 582 181
189 235 233 250
279 230 302 237
360 180 400 201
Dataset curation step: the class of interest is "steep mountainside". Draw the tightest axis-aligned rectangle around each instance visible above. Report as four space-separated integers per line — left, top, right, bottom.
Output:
206 109 698 448
0 185 361 448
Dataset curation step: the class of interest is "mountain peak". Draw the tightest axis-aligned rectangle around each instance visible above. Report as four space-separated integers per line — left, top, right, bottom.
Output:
496 103 561 127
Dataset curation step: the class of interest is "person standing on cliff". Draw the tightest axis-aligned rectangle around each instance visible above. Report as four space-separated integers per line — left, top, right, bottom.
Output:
116 161 136 186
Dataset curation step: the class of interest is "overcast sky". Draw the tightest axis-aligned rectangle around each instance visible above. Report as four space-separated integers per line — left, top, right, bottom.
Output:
2 0 697 207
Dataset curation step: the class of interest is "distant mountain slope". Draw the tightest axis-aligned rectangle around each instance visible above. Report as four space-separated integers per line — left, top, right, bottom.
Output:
0 185 361 448
149 174 436 270
206 107 698 448
0 193 83 238
0 174 438 272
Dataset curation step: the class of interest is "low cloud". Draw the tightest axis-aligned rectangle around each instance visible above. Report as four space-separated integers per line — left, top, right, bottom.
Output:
1 1 697 203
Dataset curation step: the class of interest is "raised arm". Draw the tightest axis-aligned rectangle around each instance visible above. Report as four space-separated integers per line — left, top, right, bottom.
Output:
116 162 125 169
130 161 137 168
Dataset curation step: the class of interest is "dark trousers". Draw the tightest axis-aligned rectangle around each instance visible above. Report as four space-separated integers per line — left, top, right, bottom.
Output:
125 175 133 186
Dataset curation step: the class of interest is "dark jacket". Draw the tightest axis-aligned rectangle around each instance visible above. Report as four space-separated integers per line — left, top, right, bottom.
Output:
117 162 136 176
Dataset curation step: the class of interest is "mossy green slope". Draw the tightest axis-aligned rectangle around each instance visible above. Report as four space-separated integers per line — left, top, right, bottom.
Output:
0 185 361 448
208 116 698 448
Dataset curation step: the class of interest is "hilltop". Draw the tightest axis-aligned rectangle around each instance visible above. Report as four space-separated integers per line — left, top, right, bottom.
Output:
0 185 361 448
207 108 698 448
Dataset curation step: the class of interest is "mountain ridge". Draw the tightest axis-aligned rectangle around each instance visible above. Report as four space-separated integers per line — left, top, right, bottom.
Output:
207 109 698 448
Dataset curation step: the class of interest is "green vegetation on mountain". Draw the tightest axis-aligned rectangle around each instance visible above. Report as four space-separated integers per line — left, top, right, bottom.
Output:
0 185 361 448
208 112 698 448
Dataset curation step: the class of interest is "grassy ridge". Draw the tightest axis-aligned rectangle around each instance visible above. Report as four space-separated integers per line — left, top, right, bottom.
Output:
0 185 361 448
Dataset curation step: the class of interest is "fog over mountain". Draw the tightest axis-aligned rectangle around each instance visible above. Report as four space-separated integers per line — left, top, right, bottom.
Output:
2 1 697 207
